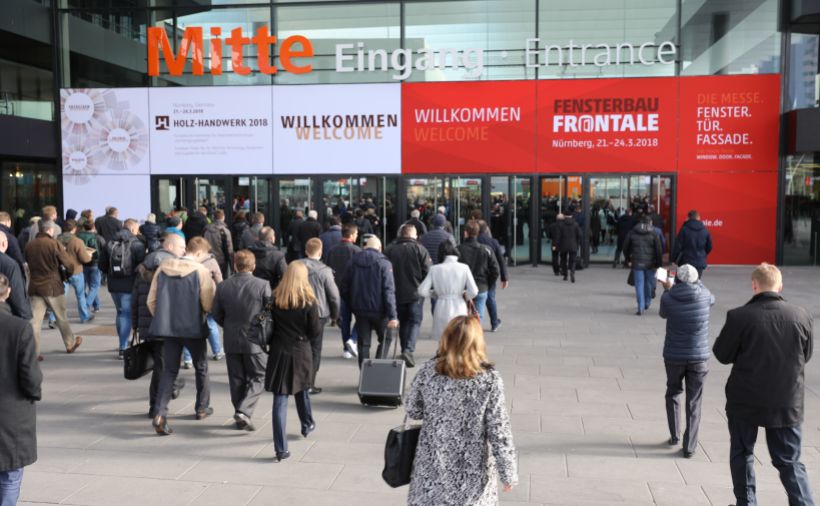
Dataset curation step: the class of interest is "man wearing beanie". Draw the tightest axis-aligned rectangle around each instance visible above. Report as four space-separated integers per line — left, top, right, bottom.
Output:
658 264 714 458
420 214 455 265
140 214 162 253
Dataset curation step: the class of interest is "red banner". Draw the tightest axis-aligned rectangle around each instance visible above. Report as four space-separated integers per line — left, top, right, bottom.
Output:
676 170 777 265
679 74 780 171
536 78 678 172
402 81 536 173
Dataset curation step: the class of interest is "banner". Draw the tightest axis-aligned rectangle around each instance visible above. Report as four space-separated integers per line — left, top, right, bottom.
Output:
63 174 151 224
679 74 780 171
148 86 273 174
536 78 678 172
402 81 537 173
675 170 777 265
61 88 150 182
273 84 401 174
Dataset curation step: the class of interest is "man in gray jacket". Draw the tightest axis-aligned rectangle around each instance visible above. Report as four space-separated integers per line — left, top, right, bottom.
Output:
301 238 340 395
212 250 270 431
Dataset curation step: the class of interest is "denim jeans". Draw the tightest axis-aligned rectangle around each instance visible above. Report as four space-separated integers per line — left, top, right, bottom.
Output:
272 391 313 455
83 265 102 310
64 273 91 322
183 315 222 362
632 268 655 313
110 292 132 350
486 284 500 329
473 292 488 323
339 298 358 349
0 467 23 506
397 299 423 353
728 417 815 506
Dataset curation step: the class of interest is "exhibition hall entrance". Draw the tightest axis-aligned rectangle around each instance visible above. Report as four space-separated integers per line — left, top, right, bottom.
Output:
404 176 483 245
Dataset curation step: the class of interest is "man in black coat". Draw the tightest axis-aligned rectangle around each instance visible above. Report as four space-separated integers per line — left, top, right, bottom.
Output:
557 210 582 283
713 263 814 506
95 206 123 243
457 220 500 323
0 232 31 319
385 224 431 368
623 215 663 315
546 215 563 276
478 222 509 332
286 210 305 261
248 227 288 290
0 273 43 504
182 208 209 239
296 210 323 259
326 223 361 359
613 208 635 268
0 212 25 275
672 210 713 278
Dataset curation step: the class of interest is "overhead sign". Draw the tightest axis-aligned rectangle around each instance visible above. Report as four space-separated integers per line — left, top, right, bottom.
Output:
148 86 273 175
273 83 401 174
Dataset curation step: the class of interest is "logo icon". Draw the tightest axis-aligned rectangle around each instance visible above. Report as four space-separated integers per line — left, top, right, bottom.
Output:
155 115 170 130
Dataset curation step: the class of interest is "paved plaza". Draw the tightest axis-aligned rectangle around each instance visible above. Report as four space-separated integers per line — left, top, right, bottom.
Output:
18 265 820 506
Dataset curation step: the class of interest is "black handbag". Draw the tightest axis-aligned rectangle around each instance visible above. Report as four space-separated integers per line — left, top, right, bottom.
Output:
123 330 154 380
627 269 635 286
248 296 274 352
58 263 72 283
382 416 421 488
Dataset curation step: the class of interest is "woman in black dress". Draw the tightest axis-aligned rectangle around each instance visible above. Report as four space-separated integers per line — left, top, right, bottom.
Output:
264 261 320 462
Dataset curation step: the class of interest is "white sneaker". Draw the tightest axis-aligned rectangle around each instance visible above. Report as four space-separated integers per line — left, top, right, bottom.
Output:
345 339 358 357
212 352 225 361
183 360 193 369
342 350 354 360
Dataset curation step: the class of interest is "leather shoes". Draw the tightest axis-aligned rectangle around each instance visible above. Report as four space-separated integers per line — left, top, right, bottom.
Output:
275 451 291 462
196 407 214 420
67 336 83 354
37 355 44 362
152 415 173 436
301 422 316 438
308 387 322 395
668 437 679 445
234 413 256 432
683 450 694 458
171 378 186 400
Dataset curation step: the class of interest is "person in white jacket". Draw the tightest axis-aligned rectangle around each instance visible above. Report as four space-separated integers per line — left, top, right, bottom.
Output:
418 241 479 340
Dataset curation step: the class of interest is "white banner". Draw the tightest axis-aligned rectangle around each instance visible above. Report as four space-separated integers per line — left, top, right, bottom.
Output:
148 86 273 174
60 88 150 178
273 83 401 174
63 174 151 224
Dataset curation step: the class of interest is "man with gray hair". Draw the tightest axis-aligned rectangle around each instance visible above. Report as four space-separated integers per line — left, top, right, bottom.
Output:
404 209 427 238
296 209 322 260
658 264 714 458
714 263 814 506
24 220 82 359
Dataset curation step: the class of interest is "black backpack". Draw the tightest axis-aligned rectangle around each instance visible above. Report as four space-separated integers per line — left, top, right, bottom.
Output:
107 238 136 278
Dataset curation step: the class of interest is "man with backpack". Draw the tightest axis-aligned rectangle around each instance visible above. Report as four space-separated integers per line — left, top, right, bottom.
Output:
56 220 93 324
204 209 234 280
99 219 146 359
76 221 105 313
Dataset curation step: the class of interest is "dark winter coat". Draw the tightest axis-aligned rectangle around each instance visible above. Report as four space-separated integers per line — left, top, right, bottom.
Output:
25 233 74 298
319 226 342 263
623 225 662 270
240 223 263 251
340 248 397 320
385 237 432 305
95 214 123 242
0 303 42 472
204 220 234 278
139 222 163 252
147 257 215 339
212 272 271 354
0 252 31 319
297 218 323 250
420 227 455 264
98 229 147 294
556 219 582 253
182 212 208 239
231 220 249 251
287 218 305 253
131 250 175 341
713 292 813 427
326 240 361 289
457 238 500 293
479 233 508 283
546 221 561 250
248 240 288 290
0 224 25 274
672 219 713 270
659 282 715 362
264 301 320 395
616 214 636 248
404 217 428 238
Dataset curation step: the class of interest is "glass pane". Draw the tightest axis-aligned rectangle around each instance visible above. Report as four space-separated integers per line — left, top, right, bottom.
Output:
538 0 677 79
784 154 820 265
540 176 563 264
275 3 400 84
278 177 313 247
787 33 819 110
1 160 59 234
404 0 536 82
680 0 780 75
453 177 482 241
490 176 514 263
0 59 54 121
156 177 183 219
588 176 624 264
406 176 448 228
195 177 226 217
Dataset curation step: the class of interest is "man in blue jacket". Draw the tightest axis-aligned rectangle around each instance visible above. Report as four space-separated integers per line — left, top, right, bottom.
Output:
672 210 713 278
659 264 715 458
340 236 398 368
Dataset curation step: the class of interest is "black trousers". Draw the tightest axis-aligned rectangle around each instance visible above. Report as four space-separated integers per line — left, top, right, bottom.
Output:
156 337 210 417
148 340 184 417
559 251 577 278
729 417 814 506
550 247 560 274
664 361 708 454
310 318 328 385
354 315 389 368
225 352 266 419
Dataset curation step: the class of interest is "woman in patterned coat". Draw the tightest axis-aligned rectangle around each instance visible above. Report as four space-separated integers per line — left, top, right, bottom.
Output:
405 315 517 505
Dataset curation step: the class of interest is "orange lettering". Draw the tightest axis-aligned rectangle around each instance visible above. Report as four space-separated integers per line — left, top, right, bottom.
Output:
226 27 252 76
210 27 222 75
252 26 277 75
147 26 204 77
281 35 314 75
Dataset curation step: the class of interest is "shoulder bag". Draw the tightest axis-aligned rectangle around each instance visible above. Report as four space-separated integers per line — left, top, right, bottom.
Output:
382 415 422 488
248 296 274 353
123 330 154 380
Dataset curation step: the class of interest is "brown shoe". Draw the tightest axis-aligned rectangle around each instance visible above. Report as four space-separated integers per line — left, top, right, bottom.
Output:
152 415 173 436
67 336 83 354
37 355 44 362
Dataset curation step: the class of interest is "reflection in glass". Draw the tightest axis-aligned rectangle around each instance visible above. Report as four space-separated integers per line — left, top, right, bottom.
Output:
784 155 820 265
1 160 59 234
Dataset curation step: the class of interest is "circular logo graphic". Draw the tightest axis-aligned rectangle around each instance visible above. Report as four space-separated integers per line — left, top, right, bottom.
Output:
64 92 95 124
68 151 88 172
107 128 131 153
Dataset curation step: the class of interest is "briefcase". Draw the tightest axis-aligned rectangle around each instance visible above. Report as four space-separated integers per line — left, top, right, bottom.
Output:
123 330 154 380
358 328 405 407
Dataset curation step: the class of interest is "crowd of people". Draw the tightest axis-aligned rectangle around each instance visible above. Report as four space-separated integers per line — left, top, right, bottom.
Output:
0 202 814 506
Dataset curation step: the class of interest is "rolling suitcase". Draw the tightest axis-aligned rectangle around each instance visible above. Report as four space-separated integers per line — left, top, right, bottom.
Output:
358 328 405 407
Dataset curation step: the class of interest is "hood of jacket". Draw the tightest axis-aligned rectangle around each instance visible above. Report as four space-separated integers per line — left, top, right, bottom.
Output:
113 228 136 242
632 224 653 236
248 240 276 256
142 249 176 271
667 281 706 303
157 257 205 279
684 219 705 232
353 248 385 267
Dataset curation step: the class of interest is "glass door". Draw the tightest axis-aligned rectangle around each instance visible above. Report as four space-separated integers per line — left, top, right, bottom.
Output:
540 176 582 262
784 154 820 265
453 177 482 242
321 176 398 243
490 176 531 265
193 177 227 219
278 177 314 247
155 177 186 222
406 177 448 230
231 176 271 223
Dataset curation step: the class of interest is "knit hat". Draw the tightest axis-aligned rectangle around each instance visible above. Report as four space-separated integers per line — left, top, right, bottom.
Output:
677 264 699 284
146 213 156 224
431 214 446 228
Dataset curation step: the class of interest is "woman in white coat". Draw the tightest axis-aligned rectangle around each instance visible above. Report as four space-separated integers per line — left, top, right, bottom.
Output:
418 241 479 340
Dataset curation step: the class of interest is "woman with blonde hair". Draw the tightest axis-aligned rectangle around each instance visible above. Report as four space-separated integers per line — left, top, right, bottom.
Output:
405 316 517 505
263 261 320 462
